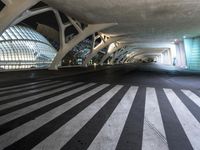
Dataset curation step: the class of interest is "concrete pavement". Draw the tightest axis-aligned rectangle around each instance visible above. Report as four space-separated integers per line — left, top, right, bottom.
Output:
0 64 200 150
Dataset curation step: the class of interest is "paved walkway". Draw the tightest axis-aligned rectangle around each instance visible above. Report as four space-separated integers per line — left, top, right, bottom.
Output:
0 79 200 150
0 63 200 150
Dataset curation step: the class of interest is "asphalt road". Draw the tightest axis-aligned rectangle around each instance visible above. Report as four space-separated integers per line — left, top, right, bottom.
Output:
0 63 200 150
1 64 200 91
65 64 200 90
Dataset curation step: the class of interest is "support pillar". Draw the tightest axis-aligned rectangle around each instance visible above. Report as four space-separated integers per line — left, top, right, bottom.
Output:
110 48 126 64
83 36 121 66
179 41 187 67
50 23 117 70
100 43 124 65
175 41 187 67
116 51 128 64
122 53 134 64
167 49 172 65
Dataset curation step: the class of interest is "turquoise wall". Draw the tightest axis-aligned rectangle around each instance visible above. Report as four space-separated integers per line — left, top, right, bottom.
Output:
184 37 200 70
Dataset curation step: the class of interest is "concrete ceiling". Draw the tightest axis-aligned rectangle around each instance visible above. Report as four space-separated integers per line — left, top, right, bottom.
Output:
43 0 200 58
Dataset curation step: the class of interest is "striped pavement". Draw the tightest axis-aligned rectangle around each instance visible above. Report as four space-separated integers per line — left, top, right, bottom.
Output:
0 79 200 150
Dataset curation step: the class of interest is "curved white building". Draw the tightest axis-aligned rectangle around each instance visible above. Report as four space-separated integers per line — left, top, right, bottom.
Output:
0 25 57 69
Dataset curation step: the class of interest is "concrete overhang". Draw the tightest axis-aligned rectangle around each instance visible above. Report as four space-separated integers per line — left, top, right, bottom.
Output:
43 0 200 47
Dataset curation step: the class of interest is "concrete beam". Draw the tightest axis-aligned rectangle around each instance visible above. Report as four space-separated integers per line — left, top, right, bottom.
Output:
11 7 54 26
115 52 127 64
110 48 127 64
83 36 121 66
0 0 39 34
100 43 125 65
49 23 117 70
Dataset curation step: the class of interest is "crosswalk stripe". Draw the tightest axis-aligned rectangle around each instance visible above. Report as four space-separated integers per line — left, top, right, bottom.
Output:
0 82 81 111
0 84 109 149
174 89 200 123
181 90 200 107
0 80 61 96
0 83 96 136
0 80 199 150
164 89 200 150
87 86 138 150
116 87 146 150
3 84 111 150
61 86 129 150
142 87 168 150
0 80 61 101
0 80 50 91
32 85 123 150
156 88 193 150
0 82 93 126
0 82 80 116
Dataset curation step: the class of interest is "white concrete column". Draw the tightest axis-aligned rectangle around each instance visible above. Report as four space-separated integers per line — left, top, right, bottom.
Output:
163 51 167 64
100 43 115 65
160 55 162 63
110 52 117 64
116 54 124 64
110 50 123 64
122 58 129 64
167 49 172 65
116 51 128 64
100 43 124 65
175 44 182 66
157 55 162 63
162 50 171 65
123 52 134 64
83 36 121 66
49 23 117 70
180 42 187 68
167 49 171 65
0 0 39 34
175 41 187 68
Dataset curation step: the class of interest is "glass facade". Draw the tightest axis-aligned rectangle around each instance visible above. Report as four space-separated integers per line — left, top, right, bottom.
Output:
63 38 92 65
184 37 200 70
63 38 106 65
0 26 57 69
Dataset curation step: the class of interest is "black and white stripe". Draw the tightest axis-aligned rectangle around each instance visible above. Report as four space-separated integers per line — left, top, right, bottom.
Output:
0 79 200 150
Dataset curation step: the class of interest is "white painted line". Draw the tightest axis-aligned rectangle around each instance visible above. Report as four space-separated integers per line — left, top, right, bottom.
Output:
0 80 61 95
88 86 138 150
181 90 200 107
164 89 200 150
0 82 92 125
142 88 168 150
0 82 81 111
0 80 50 91
33 85 123 150
0 81 61 101
0 83 104 149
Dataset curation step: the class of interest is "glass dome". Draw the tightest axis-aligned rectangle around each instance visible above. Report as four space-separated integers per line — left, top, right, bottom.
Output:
0 25 57 69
